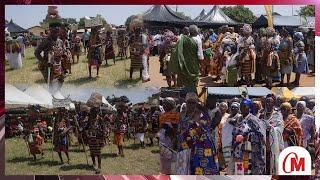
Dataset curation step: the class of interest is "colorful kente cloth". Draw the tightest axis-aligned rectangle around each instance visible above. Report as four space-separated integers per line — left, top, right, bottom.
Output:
178 115 219 175
169 35 199 87
299 113 316 148
283 114 303 147
105 35 115 60
159 111 180 125
232 113 265 175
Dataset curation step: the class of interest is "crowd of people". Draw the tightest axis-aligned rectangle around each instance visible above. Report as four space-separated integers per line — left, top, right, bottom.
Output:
158 91 316 175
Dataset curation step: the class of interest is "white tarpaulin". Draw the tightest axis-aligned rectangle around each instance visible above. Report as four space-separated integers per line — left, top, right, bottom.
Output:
291 87 315 98
5 84 42 105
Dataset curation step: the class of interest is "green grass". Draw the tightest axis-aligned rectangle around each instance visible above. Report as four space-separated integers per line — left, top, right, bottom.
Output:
5 47 143 88
5 136 159 175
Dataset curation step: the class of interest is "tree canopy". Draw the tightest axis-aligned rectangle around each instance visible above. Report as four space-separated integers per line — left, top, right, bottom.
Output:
221 5 257 24
298 5 315 17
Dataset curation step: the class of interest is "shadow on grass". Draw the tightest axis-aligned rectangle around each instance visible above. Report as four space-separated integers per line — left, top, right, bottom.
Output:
124 143 141 150
5 68 15 72
35 79 46 84
199 76 223 87
7 156 33 163
68 148 88 153
151 149 160 154
101 153 118 158
113 78 141 88
67 76 98 86
28 159 61 166
59 163 93 171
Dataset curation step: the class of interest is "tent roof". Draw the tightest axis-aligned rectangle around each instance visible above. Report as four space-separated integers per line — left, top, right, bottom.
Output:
143 5 187 23
6 20 27 33
5 84 42 106
194 9 207 21
200 6 238 25
246 87 272 97
253 15 315 27
208 87 241 96
291 87 314 98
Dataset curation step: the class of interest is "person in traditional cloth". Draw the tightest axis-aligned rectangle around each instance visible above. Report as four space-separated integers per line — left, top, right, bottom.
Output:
54 118 71 164
280 102 303 148
293 32 309 86
296 101 316 150
135 104 148 148
113 102 128 157
258 94 284 174
176 92 219 175
159 97 180 174
16 33 25 57
266 38 280 88
148 108 160 146
87 26 102 78
278 28 293 86
255 28 267 83
70 30 81 64
6 36 22 69
27 127 44 160
169 25 203 89
237 24 256 87
104 30 115 65
87 107 105 174
253 100 263 118
117 28 128 59
35 6 65 93
225 43 238 86
58 24 72 74
129 16 150 82
221 102 242 174
201 34 213 77
230 99 265 175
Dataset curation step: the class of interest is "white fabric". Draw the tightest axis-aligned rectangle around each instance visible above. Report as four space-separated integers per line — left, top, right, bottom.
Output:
142 54 150 81
192 35 204 60
24 85 55 107
7 53 22 69
5 84 42 105
136 133 145 142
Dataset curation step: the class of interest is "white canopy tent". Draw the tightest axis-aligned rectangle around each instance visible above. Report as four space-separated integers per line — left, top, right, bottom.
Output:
291 87 315 98
5 84 43 106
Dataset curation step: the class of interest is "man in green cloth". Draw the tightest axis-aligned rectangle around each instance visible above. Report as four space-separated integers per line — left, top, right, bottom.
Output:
169 25 203 89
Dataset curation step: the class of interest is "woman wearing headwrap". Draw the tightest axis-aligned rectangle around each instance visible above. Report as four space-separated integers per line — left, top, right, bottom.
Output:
238 24 256 86
292 32 309 86
221 102 242 174
258 94 284 174
230 98 265 175
255 28 267 83
296 101 316 149
87 26 102 78
159 97 179 174
253 100 263 118
280 102 303 148
175 92 219 175
278 29 294 86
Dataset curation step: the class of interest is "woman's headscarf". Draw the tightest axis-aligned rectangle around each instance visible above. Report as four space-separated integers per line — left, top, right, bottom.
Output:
280 102 292 110
242 24 252 35
185 92 199 102
163 97 176 111
296 101 306 109
241 98 255 114
294 32 304 41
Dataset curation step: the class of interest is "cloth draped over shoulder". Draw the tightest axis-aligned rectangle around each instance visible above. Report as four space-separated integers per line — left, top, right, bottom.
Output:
283 114 303 147
169 35 199 87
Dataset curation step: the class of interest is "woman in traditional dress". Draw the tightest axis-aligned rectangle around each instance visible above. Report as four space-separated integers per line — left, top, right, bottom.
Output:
87 26 102 78
280 102 303 148
293 32 309 86
238 24 256 87
54 119 70 164
6 37 22 69
176 92 219 175
71 30 81 64
104 30 115 65
113 102 128 157
28 127 44 160
201 35 213 77
278 29 293 86
159 97 180 175
225 43 238 87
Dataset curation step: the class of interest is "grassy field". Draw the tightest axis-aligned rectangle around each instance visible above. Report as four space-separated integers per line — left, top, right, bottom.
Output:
5 47 145 88
5 136 159 175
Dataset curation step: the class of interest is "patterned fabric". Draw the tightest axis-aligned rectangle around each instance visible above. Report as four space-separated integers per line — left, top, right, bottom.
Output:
159 111 180 125
29 135 43 155
174 149 191 175
130 34 146 69
283 114 303 147
105 35 115 60
299 113 316 148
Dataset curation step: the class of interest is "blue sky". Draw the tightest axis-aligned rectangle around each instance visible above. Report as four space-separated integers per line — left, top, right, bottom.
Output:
5 5 305 28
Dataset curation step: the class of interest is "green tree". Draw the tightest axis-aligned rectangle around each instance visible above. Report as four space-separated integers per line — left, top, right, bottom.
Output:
221 5 257 24
78 15 107 29
298 5 315 17
125 15 135 27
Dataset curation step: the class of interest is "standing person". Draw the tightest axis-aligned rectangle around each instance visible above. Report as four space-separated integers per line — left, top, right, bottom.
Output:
135 104 148 148
148 108 160 146
293 32 309 86
54 119 71 164
87 26 102 78
27 128 44 160
208 29 217 43
221 102 241 174
169 25 203 89
278 29 293 86
5 36 22 69
82 29 90 54
104 30 115 65
201 35 213 77
265 39 280 88
16 33 25 57
225 43 238 86
113 102 128 157
129 16 150 82
176 92 219 175
296 101 316 149
87 107 105 174
35 7 67 94
258 94 284 174
238 24 256 87
152 31 163 56
255 28 267 83
280 102 303 148
70 30 81 64
159 97 180 174
58 24 72 74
